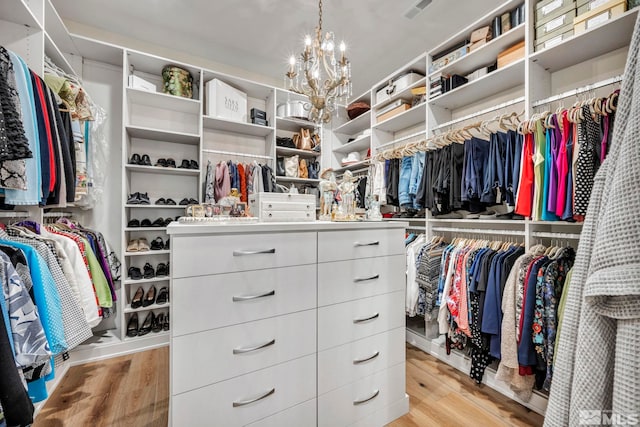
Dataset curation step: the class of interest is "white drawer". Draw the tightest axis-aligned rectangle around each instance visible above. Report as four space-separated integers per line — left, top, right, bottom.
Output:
172 231 316 277
318 255 405 307
245 399 316 427
318 291 405 351
171 354 316 427
318 327 405 395
261 200 315 211
260 210 315 222
318 362 406 427
172 264 316 335
318 229 404 263
172 310 316 394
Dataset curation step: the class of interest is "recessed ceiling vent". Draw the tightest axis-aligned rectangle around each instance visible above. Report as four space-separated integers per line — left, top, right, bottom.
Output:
404 0 432 19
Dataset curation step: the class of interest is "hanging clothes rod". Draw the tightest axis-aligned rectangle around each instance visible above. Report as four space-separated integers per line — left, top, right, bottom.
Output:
531 231 581 240
407 226 426 231
532 75 623 108
0 211 30 218
431 226 525 236
43 212 74 218
202 149 272 160
376 130 427 151
432 96 525 132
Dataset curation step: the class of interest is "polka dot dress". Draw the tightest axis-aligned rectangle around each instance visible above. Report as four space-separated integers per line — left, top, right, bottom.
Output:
574 105 601 218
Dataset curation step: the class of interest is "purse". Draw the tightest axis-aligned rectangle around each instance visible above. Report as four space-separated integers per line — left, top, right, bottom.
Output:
276 157 286 176
307 161 319 179
297 128 313 151
285 155 299 177
276 136 296 148
299 159 308 179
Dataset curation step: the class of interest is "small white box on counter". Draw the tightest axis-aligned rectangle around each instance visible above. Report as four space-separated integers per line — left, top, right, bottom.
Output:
205 78 248 122
249 192 316 222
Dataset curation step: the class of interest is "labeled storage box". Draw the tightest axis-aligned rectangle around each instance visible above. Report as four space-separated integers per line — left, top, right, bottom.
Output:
128 74 157 92
375 101 411 123
248 192 316 222
429 44 468 74
536 0 577 23
205 78 248 122
536 9 577 39
574 0 627 34
375 71 425 105
535 25 574 50
497 40 525 68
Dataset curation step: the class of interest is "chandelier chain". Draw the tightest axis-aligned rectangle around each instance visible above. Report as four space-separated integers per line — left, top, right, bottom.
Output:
318 0 323 32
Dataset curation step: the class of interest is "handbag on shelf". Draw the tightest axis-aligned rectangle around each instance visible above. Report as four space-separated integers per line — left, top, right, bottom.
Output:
307 161 319 179
299 159 309 179
285 155 299 177
276 157 286 176
276 136 296 148
297 128 313 151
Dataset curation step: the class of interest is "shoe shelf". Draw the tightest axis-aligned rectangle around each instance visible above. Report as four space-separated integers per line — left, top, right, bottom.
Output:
275 176 321 184
428 59 525 110
125 204 186 209
123 302 170 314
125 125 201 145
333 110 371 136
275 116 318 133
124 277 170 285
125 250 171 256
124 330 169 342
202 115 274 137
125 227 168 232
372 102 427 133
125 164 201 176
333 135 371 154
275 147 322 158
126 87 201 115
530 8 639 73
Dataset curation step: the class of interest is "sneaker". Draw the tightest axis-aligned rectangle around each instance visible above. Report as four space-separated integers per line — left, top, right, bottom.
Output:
127 192 142 204
138 192 151 205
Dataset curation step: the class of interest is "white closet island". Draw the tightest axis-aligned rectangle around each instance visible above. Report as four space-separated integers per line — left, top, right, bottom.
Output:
167 221 409 427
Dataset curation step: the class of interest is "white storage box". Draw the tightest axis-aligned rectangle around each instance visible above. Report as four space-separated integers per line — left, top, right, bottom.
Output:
205 78 248 122
248 192 316 222
128 74 157 92
375 72 424 106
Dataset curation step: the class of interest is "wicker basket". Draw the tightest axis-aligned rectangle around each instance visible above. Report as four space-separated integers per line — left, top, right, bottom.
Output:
346 101 370 120
162 65 193 98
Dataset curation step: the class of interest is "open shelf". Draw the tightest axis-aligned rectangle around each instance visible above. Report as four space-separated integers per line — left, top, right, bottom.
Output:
333 110 371 136
372 77 427 110
123 302 170 314
332 160 371 174
373 102 427 133
275 116 317 133
124 277 170 285
125 204 186 209
125 227 169 232
126 87 201 115
125 250 170 257
70 34 123 67
0 0 41 28
203 115 274 137
44 32 77 77
275 147 321 158
333 135 371 154
124 330 169 341
275 176 320 184
530 8 639 73
429 59 525 110
125 164 200 176
430 23 525 78
125 125 200 145
44 0 78 56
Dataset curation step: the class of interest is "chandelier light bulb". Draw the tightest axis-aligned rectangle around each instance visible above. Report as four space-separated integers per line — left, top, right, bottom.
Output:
305 35 312 46
289 56 296 66
340 41 346 52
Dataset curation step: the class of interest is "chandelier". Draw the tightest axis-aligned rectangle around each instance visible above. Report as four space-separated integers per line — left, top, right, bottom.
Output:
285 0 352 124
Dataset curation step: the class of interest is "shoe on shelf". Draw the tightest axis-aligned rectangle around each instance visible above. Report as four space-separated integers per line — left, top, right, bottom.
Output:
137 238 150 251
165 198 177 205
141 154 152 166
127 192 142 204
150 237 164 250
131 286 144 309
189 160 199 169
127 218 140 228
179 198 190 206
164 238 170 250
166 158 176 168
138 312 154 336
163 313 170 331
127 239 140 252
156 197 167 205
141 218 152 227
155 158 168 167
156 287 169 304
152 313 164 333
126 313 139 337
128 266 142 280
178 159 191 169
138 192 151 205
188 198 198 205
152 217 165 227
163 218 174 227
129 153 141 165
143 285 156 307
143 262 155 279
156 263 168 277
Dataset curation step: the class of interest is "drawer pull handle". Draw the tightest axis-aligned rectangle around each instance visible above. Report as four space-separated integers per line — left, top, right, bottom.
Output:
232 388 275 407
354 241 380 247
354 274 380 283
233 339 276 354
232 290 275 302
353 351 380 365
233 248 276 256
353 313 379 324
353 389 379 406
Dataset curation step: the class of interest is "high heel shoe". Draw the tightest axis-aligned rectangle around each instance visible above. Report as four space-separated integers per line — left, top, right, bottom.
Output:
156 287 169 305
126 313 139 337
142 285 156 307
138 312 154 336
152 313 164 333
131 287 144 309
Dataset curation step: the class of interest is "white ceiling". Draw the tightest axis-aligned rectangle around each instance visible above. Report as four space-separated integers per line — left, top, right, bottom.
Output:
51 0 502 95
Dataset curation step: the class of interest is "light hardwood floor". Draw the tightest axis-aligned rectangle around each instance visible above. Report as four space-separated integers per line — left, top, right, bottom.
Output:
35 344 544 427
